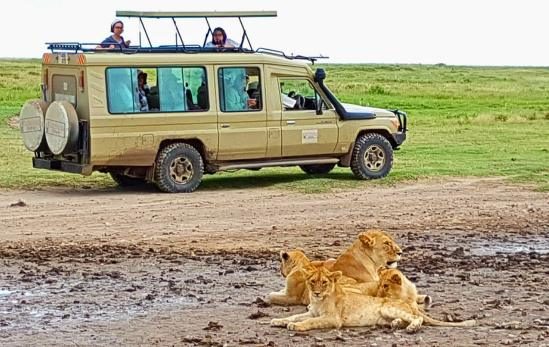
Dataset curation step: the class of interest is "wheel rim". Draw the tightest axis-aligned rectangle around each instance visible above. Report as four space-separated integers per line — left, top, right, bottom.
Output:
363 145 385 172
169 157 193 184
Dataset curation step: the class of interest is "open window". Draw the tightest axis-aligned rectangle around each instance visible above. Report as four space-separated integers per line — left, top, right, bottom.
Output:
279 79 325 112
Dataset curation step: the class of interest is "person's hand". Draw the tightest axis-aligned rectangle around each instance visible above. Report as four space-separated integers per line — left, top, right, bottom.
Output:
247 98 257 108
125 40 131 47
109 44 115 49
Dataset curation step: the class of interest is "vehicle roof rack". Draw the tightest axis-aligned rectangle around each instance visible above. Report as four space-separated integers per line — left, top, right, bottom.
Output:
45 10 326 63
255 48 328 65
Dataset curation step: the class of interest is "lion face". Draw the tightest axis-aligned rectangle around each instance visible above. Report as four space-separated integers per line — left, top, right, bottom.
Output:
279 249 310 277
305 266 341 300
376 268 405 299
358 230 402 268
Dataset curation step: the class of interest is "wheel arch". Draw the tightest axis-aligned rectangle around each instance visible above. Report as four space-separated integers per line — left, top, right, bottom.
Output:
339 128 396 167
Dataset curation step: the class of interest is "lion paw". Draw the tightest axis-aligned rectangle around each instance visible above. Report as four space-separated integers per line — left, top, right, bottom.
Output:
405 319 422 333
270 318 288 327
390 318 404 329
287 322 307 331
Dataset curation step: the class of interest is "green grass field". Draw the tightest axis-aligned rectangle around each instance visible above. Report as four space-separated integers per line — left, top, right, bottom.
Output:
1 59 548 192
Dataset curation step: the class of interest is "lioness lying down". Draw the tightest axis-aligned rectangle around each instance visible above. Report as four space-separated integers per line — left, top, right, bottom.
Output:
271 266 476 332
268 229 428 306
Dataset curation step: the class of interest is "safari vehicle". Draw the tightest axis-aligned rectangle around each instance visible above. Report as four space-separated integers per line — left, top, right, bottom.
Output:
19 10 407 193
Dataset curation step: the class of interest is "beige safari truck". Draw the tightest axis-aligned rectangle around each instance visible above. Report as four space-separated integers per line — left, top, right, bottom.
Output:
19 10 407 193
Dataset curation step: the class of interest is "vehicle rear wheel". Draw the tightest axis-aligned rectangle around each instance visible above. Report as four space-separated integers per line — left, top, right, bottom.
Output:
350 133 393 179
109 172 146 187
154 143 204 193
299 163 336 175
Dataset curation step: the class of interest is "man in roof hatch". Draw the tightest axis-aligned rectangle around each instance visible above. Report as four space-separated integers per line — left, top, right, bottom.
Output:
97 19 131 49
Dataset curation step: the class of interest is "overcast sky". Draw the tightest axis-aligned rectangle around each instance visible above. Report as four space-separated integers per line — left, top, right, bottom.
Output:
0 0 547 66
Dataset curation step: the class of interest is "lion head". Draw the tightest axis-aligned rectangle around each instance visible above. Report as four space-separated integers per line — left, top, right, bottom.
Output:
304 266 342 300
358 229 402 269
376 268 407 300
279 249 311 278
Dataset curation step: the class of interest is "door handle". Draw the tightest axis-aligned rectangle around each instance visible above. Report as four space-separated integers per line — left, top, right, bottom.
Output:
221 124 230 128
286 120 296 125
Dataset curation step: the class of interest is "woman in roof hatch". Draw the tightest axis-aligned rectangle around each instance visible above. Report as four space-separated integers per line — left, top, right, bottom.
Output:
206 27 238 49
97 19 131 49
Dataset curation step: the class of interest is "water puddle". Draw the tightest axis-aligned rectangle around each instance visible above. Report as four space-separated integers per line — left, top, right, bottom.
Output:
469 237 549 256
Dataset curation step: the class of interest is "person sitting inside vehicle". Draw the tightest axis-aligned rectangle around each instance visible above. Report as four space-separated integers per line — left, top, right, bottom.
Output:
205 27 239 49
136 70 150 111
97 19 131 49
223 69 250 111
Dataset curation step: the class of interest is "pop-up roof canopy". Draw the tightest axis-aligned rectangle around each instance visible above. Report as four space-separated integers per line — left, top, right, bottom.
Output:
46 10 326 63
116 10 277 51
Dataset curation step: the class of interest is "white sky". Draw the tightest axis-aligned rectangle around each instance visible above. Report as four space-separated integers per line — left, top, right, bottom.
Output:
0 0 547 66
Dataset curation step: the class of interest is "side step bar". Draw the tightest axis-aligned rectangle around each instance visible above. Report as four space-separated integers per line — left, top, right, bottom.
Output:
215 157 340 172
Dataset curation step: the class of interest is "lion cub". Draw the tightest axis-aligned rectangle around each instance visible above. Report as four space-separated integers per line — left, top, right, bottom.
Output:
267 249 349 306
271 265 425 332
376 268 476 328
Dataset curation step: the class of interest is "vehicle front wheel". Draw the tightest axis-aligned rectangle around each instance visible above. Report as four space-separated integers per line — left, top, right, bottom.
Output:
154 143 204 193
350 133 393 179
299 163 336 175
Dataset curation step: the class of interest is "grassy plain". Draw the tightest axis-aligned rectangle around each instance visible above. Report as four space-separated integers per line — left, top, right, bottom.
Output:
0 59 547 192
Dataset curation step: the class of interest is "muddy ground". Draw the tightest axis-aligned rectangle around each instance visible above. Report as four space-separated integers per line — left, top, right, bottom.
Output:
0 178 548 346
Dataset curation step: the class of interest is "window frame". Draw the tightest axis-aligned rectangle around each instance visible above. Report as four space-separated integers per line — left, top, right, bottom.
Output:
218 66 263 113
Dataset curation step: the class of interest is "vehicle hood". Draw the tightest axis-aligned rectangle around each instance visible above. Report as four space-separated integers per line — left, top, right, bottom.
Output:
341 103 394 117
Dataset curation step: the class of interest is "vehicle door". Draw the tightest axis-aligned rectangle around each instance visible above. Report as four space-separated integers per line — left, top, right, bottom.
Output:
215 65 267 160
279 78 338 157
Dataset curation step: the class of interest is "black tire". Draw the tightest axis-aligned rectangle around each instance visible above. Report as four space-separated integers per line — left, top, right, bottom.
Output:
154 143 204 193
110 172 146 187
350 133 393 179
299 163 336 175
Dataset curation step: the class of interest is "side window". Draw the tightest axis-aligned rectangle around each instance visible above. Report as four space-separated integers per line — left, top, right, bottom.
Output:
107 67 208 114
218 67 261 112
279 79 323 111
158 67 186 112
106 68 135 113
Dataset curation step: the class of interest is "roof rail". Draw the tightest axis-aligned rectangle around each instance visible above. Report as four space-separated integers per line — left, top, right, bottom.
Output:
255 48 328 65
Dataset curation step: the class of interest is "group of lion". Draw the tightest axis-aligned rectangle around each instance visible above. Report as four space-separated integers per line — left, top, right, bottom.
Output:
266 229 476 332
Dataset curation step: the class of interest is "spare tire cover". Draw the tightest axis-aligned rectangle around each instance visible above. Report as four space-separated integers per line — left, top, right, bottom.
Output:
19 99 49 151
45 101 79 155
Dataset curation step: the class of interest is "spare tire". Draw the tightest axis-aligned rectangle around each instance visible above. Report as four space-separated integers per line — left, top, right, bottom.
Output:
45 101 79 155
19 99 49 152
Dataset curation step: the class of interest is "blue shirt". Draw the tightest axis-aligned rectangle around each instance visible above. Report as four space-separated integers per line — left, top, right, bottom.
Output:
101 35 128 48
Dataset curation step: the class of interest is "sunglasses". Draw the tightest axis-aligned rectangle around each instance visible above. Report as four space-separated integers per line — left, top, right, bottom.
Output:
114 26 123 29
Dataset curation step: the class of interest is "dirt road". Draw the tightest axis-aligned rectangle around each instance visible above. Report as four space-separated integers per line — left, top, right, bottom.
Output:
0 178 548 346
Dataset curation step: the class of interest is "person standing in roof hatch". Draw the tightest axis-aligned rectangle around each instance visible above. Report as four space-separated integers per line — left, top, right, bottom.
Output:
97 19 131 49
205 27 238 49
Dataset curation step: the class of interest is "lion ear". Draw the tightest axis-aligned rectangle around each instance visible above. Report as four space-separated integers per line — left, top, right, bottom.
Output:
390 274 402 285
329 270 343 282
303 266 315 279
359 232 375 248
280 251 289 261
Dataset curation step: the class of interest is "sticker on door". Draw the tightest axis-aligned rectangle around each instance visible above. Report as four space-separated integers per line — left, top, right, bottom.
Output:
302 129 318 144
